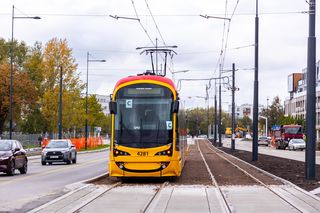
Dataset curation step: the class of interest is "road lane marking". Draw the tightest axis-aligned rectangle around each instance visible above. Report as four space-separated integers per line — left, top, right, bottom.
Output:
0 158 107 186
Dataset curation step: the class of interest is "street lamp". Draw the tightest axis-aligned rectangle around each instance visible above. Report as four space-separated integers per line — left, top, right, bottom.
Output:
171 70 189 83
9 5 41 139
252 0 259 161
200 14 231 21
85 52 106 150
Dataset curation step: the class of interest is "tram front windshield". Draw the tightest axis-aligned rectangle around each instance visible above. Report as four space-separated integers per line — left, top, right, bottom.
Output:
114 84 174 148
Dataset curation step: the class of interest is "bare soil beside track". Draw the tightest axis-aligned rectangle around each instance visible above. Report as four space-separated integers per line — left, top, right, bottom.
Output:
221 147 320 191
93 141 282 187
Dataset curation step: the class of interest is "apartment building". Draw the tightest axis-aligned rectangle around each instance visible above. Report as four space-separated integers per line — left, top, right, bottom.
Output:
284 60 320 139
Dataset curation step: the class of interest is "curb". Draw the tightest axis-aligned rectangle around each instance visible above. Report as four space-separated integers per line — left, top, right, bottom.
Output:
64 172 109 192
28 172 109 213
28 184 90 213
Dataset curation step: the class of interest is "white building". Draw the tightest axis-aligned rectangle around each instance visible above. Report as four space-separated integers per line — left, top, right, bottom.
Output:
284 60 320 140
228 103 265 119
81 93 110 115
95 94 110 115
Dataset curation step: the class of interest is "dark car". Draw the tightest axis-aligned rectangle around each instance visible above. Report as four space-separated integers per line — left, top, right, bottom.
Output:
0 140 28 176
41 139 77 165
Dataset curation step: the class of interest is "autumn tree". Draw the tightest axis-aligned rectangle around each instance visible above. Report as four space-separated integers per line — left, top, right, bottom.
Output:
40 38 84 133
0 39 37 134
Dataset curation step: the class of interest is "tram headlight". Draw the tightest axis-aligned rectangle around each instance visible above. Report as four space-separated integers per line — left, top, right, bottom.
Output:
113 149 130 157
116 162 125 169
155 148 172 156
161 162 169 169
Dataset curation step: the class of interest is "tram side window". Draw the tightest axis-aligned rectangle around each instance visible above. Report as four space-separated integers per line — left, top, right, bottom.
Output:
176 110 186 151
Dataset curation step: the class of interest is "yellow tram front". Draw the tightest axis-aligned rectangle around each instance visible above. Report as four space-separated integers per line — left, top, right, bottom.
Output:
108 76 183 177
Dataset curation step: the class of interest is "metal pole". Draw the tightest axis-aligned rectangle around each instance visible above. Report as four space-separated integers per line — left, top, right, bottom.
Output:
265 117 268 137
58 65 63 139
252 0 259 161
305 0 316 180
207 98 209 138
219 64 222 147
9 5 14 139
266 97 269 137
214 81 217 144
156 38 158 74
231 63 235 151
85 52 89 150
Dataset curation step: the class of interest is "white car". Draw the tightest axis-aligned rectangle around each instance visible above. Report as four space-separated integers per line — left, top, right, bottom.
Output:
288 139 306 151
258 136 269 146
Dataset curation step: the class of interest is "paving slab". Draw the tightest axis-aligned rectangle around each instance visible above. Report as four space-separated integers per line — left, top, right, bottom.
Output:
271 185 320 213
79 185 157 213
29 184 98 213
148 186 212 213
221 185 300 213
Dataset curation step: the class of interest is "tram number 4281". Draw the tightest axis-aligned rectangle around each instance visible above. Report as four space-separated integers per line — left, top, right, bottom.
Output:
137 151 148 157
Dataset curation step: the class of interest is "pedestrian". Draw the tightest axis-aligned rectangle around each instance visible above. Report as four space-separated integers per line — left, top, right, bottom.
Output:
38 134 43 147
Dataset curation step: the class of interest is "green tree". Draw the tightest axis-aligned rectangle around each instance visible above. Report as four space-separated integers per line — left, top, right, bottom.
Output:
259 96 284 132
18 42 47 133
85 95 110 134
186 106 231 135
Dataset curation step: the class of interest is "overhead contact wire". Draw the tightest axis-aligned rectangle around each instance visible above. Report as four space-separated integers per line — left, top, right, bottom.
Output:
144 0 167 46
131 0 155 46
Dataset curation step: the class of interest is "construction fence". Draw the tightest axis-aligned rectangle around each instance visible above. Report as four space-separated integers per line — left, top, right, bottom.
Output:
41 137 103 151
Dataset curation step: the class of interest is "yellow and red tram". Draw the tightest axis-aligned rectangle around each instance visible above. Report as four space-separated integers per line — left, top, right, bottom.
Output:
108 74 187 177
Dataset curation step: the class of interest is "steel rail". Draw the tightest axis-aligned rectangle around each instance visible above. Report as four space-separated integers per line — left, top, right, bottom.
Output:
202 140 305 213
196 139 232 213
72 181 122 212
141 181 169 213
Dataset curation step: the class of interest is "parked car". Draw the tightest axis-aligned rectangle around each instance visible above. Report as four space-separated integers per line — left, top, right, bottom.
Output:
41 139 77 165
198 135 207 139
288 139 306 151
245 134 252 140
258 136 269 146
0 140 28 176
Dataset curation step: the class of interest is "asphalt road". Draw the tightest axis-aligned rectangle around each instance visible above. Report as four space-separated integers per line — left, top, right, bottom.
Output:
222 138 320 164
0 150 109 212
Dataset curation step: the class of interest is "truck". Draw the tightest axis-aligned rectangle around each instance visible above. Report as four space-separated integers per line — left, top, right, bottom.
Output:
271 124 303 149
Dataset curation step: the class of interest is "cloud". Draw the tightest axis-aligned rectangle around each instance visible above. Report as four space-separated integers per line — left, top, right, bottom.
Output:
1 0 319 109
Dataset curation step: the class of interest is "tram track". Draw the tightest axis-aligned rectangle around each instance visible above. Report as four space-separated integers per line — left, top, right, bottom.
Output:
197 139 309 213
196 140 233 213
74 180 169 213
140 181 169 213
73 181 122 212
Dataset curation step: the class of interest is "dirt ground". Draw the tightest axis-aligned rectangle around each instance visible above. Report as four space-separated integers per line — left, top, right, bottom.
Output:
221 146 320 191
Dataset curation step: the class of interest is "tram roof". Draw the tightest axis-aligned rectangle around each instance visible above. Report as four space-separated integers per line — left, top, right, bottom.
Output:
114 74 177 91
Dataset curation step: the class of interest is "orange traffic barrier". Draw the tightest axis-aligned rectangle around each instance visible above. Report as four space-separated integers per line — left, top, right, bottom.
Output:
42 137 103 151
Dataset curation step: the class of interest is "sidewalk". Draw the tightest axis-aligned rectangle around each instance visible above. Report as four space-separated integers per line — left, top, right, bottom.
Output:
223 138 320 165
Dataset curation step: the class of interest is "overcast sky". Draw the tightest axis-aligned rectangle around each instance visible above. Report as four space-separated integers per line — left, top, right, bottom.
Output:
1 0 319 110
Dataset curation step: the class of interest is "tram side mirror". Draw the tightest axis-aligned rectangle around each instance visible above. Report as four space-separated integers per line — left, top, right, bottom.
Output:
172 101 179 113
109 101 117 114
